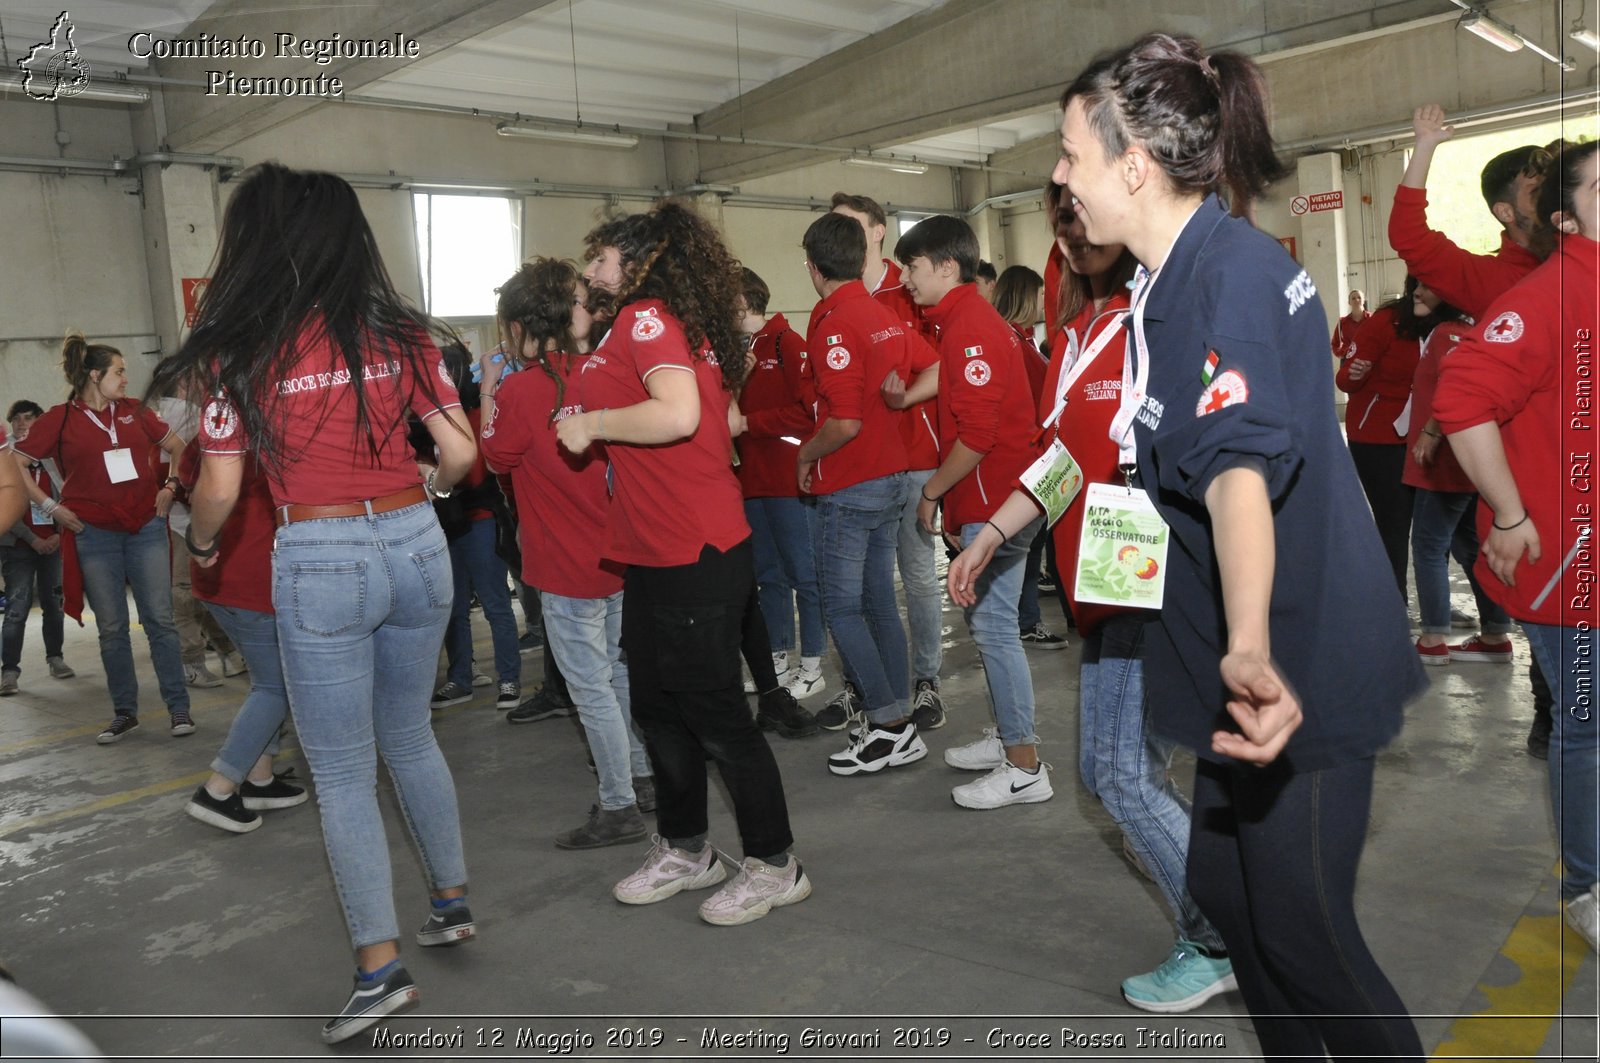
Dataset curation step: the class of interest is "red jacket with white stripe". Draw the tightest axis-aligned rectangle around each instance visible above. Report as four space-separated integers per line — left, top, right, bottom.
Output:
1433 234 1599 627
1335 306 1418 444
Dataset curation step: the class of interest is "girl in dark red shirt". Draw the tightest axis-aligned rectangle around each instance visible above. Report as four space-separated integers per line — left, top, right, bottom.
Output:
153 164 476 1045
14 334 190 743
556 201 809 926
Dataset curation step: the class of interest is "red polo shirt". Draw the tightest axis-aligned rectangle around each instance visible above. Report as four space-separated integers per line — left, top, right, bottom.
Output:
481 352 625 597
574 299 749 568
922 283 1039 528
737 314 814 500
803 281 921 494
16 399 172 534
180 441 275 615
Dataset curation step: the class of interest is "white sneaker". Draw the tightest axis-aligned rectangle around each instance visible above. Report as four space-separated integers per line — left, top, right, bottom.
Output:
220 651 248 677
952 761 1054 809
613 836 727 905
471 667 492 687
184 662 223 689
944 727 1005 771
1565 885 1600 952
784 660 827 700
698 856 812 926
826 722 926 776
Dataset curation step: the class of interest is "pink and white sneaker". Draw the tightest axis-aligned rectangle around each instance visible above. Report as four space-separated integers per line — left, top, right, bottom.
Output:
698 856 812 926
613 836 726 905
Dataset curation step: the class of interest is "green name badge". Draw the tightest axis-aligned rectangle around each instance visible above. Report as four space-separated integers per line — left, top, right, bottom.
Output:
1019 439 1084 529
1073 481 1169 608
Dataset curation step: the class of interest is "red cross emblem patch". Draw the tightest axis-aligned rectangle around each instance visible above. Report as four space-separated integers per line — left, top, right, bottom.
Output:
964 359 991 387
1195 369 1249 416
1485 311 1523 344
202 399 237 441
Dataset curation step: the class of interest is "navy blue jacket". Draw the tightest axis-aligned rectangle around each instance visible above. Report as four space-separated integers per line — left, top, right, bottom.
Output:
1128 196 1423 771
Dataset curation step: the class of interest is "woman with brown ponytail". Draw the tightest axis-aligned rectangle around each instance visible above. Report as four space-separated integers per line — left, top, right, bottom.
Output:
556 200 810 926
1047 33 1424 1059
479 257 654 850
13 334 192 742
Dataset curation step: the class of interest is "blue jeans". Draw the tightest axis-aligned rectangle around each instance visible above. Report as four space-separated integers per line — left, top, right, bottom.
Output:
959 519 1042 746
1411 489 1512 635
273 502 467 950
203 603 288 785
1523 622 1598 900
897 468 944 684
1079 615 1224 952
745 497 825 659
75 517 188 717
2 542 64 670
540 590 651 810
813 473 910 724
444 516 521 688
1017 521 1047 631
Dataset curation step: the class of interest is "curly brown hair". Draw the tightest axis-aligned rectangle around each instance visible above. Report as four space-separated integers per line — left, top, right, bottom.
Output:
496 258 584 424
583 199 746 392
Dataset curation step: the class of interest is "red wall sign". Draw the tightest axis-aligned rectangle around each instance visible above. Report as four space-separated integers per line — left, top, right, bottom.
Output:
1308 191 1344 212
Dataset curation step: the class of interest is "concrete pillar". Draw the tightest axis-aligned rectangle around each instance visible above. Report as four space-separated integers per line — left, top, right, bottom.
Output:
139 161 220 357
1295 152 1349 344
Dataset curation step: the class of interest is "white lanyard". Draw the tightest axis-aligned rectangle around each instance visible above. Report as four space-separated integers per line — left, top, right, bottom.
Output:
78 401 120 448
1108 265 1161 467
1040 306 1128 433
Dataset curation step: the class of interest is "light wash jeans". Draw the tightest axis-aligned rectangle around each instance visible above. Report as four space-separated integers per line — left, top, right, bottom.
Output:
898 468 944 684
273 502 467 949
959 518 1042 746
75 517 188 718
813 473 910 724
445 516 521 688
1523 621 1598 900
745 496 826 659
203 603 288 785
1410 489 1512 635
1079 614 1225 952
540 590 651 810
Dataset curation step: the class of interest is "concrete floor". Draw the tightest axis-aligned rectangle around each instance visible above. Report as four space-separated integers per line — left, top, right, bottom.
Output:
0 577 1596 1062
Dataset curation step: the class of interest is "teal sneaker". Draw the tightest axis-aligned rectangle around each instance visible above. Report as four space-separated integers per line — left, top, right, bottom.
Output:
1121 940 1237 1013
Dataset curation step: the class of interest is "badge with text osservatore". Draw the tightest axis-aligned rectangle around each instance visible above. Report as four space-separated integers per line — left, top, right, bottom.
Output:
1073 482 1169 609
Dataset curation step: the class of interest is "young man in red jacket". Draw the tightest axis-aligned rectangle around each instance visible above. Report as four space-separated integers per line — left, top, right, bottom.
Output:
1389 101 1552 751
799 213 939 775
831 192 947 729
897 215 1051 810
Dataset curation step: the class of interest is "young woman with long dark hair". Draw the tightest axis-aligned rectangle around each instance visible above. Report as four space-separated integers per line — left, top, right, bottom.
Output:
1048 34 1424 1058
555 200 810 925
480 257 654 849
13 335 191 742
1435 139 1600 951
151 163 476 1044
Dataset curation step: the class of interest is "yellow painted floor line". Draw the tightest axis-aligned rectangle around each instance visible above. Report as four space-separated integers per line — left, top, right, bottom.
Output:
1429 867 1590 1062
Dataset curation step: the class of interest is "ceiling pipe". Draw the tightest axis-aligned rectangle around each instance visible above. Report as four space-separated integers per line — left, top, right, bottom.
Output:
1278 86 1600 152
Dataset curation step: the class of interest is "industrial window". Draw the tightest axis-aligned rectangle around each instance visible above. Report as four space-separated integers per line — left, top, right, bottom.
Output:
413 193 522 317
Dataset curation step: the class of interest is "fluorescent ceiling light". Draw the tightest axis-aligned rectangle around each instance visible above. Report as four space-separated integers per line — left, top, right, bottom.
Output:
1572 27 1600 51
0 70 150 103
496 124 638 149
1461 13 1525 52
840 155 929 176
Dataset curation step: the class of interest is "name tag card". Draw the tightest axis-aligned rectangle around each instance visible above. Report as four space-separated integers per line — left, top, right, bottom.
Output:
103 447 138 484
30 502 51 525
1018 440 1085 529
1073 482 1169 608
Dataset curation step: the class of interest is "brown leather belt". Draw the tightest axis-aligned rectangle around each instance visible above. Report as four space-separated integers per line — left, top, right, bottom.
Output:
274 485 429 527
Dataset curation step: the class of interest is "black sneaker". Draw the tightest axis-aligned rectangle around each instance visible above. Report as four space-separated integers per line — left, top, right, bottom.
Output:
518 630 544 656
633 775 657 814
506 685 575 723
97 713 139 744
756 687 819 738
495 681 521 710
814 683 862 731
416 901 476 947
321 964 420 1044
430 681 473 709
185 785 262 834
240 771 309 811
909 679 946 730
1019 623 1068 650
555 804 649 850
169 711 197 736
1038 571 1056 592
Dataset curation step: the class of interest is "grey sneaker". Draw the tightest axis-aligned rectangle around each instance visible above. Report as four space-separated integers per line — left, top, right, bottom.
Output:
430 681 473 710
814 683 862 731
184 662 223 689
698 856 812 926
0 669 18 696
46 656 74 679
555 804 649 850
220 651 247 677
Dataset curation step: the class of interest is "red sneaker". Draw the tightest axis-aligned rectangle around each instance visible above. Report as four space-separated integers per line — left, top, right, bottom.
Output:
1449 636 1513 663
1415 639 1450 666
